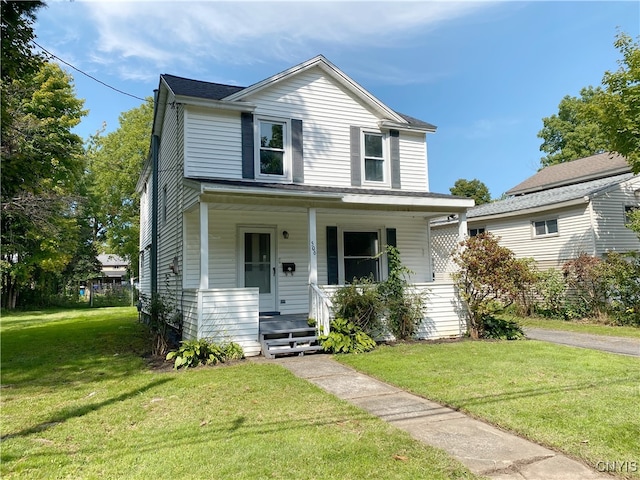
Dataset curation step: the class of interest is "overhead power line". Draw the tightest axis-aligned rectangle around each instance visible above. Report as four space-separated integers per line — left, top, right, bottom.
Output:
32 40 150 102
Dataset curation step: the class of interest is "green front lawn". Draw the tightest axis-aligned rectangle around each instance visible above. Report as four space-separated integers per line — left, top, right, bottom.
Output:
0 307 479 480
338 340 640 478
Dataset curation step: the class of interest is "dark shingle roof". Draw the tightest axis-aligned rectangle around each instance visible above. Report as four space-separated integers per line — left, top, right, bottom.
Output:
395 112 437 131
160 73 433 129
161 74 245 100
506 152 629 196
469 172 634 219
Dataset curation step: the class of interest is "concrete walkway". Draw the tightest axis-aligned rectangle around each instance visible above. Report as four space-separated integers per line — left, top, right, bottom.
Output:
524 328 640 357
276 355 610 480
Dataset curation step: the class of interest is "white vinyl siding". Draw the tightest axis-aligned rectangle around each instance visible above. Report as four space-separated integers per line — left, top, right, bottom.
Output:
591 178 640 255
156 100 184 305
246 67 379 188
399 132 428 191
183 208 200 289
182 288 261 357
182 66 429 192
472 205 593 270
184 108 242 179
415 282 465 339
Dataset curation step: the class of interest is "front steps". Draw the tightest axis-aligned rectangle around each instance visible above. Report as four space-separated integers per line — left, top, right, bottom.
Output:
260 326 323 359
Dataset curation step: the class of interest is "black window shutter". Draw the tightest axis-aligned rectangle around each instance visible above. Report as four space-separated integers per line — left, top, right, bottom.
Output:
241 112 254 179
390 130 401 189
350 126 361 186
292 119 304 183
386 228 397 275
326 226 339 285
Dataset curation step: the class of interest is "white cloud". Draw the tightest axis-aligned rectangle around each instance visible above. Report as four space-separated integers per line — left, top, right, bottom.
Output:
83 1 497 68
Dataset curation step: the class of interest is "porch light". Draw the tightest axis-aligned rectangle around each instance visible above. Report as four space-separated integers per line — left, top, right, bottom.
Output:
282 230 289 239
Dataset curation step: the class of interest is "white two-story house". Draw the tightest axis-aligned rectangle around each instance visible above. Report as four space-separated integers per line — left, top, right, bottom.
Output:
138 55 473 356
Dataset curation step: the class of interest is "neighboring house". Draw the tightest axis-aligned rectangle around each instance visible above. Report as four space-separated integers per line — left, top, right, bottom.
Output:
137 55 473 356
95 254 129 286
432 153 640 279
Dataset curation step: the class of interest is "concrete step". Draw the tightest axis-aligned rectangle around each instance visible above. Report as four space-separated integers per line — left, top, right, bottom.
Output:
264 335 318 347
263 344 324 359
260 328 323 359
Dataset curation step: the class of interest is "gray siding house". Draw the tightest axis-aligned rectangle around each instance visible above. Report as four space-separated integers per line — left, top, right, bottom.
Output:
138 55 473 356
432 153 640 279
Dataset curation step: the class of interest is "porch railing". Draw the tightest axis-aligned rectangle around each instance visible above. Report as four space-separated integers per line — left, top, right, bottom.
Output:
309 283 333 335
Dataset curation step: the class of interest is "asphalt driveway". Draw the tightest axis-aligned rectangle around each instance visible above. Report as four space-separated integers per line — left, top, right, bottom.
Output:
524 327 640 357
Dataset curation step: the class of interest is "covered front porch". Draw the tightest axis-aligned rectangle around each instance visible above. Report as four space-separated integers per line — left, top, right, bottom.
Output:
180 180 472 357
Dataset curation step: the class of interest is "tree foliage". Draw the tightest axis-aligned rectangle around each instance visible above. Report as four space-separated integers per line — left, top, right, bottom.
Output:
537 86 608 167
0 0 93 310
449 178 491 205
86 100 153 276
1 61 89 308
591 32 640 174
452 233 536 339
1 0 45 82
537 32 640 174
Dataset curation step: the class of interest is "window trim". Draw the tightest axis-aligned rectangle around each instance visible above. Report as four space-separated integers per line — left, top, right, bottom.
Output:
532 218 559 238
254 116 292 182
361 130 390 187
469 227 486 237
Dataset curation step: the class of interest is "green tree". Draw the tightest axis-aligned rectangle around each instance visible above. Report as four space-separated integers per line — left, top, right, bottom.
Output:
591 32 640 174
1 0 45 82
1 62 87 308
450 178 491 205
537 32 639 175
452 233 534 339
537 86 608 167
86 100 153 277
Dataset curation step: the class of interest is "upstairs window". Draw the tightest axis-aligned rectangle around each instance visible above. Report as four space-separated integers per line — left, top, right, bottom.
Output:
257 119 289 179
362 132 387 184
533 219 558 237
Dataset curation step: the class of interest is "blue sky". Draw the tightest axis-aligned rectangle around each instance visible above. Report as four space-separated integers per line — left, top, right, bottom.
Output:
35 1 639 197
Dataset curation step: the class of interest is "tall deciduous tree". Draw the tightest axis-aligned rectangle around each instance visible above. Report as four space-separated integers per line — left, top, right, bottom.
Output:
591 32 640 174
537 32 639 174
450 178 491 205
87 100 153 277
537 86 608 167
1 62 88 308
1 0 45 81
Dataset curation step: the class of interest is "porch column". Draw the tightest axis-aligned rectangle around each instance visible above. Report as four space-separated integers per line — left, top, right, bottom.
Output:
308 207 318 285
458 212 468 242
199 201 209 289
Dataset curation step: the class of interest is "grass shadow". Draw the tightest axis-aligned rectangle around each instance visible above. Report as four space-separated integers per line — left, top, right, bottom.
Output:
1 377 173 441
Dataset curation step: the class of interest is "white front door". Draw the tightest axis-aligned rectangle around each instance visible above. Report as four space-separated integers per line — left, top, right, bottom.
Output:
240 228 276 313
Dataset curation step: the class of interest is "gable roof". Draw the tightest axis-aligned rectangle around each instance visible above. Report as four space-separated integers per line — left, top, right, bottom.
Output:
468 172 634 220
506 152 630 196
159 55 435 132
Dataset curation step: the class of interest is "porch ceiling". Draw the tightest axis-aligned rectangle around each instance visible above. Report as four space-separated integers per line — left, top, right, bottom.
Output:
188 178 473 216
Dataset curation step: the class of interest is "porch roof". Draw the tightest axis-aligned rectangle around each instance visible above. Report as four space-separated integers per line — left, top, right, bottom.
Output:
187 178 474 214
